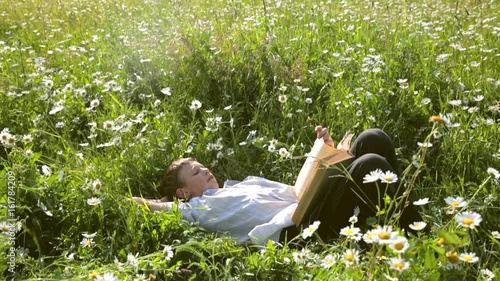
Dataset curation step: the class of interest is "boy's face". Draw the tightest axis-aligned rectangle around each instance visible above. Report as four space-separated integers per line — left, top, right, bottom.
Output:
177 161 219 199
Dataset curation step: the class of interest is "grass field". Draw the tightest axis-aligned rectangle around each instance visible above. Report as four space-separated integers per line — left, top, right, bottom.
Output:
1 0 499 280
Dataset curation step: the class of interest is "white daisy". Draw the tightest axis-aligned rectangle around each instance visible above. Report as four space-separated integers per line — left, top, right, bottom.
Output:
388 257 410 272
87 197 102 206
80 238 94 248
459 252 479 263
163 245 174 261
388 237 409 253
379 171 398 184
343 249 359 266
161 87 171 96
413 198 430 206
456 212 482 229
103 120 115 130
41 165 52 176
373 225 399 244
302 221 320 239
340 226 362 241
321 254 337 269
409 221 427 231
278 94 288 103
189 100 202 110
479 269 495 281
363 169 382 183
127 253 139 267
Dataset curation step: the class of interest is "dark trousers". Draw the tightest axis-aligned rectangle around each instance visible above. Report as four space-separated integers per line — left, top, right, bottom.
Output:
280 129 424 243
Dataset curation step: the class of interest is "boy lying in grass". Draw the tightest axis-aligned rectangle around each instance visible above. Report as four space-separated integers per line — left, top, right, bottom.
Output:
133 127 425 246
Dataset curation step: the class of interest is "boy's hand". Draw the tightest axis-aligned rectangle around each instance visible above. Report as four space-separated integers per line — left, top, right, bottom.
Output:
315 125 335 147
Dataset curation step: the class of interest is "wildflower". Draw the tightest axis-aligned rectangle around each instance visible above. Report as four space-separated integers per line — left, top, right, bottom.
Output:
363 169 382 183
302 221 320 239
459 252 479 263
373 225 399 244
163 245 174 261
429 114 445 124
134 274 147 281
479 269 495 281
343 249 359 266
90 99 100 108
322 254 337 269
409 221 427 231
445 197 468 214
436 53 450 63
305 98 313 104
82 232 97 239
448 100 462 106
456 211 482 229
487 167 499 179
161 87 171 96
96 272 119 281
89 272 100 279
80 238 94 247
22 134 33 143
278 147 289 158
92 179 103 192
349 215 358 225
388 257 410 272
340 226 362 241
0 130 10 143
491 231 500 239
189 100 202 110
278 94 288 103
25 149 33 157
0 221 12 234
87 197 102 206
103 120 115 130
268 144 276 153
127 253 139 268
41 165 52 176
388 237 409 253
417 142 433 148
413 198 430 206
379 171 398 184
363 229 378 244
292 248 312 264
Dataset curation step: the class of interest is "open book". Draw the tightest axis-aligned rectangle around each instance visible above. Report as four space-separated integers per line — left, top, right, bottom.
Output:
292 133 355 225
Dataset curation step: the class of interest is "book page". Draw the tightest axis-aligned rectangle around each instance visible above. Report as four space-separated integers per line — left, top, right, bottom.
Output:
294 138 337 199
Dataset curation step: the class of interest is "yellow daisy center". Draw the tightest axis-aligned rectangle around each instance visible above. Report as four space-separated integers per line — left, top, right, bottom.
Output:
8 137 15 144
394 262 405 270
430 115 444 123
451 201 460 207
394 242 404 251
438 237 446 246
346 229 354 235
447 252 459 264
1 226 10 232
346 254 355 262
464 256 473 262
462 218 474 226
379 232 390 240
89 272 99 279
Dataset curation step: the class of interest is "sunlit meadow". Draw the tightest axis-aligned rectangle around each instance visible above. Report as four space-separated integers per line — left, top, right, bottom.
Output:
1 0 499 279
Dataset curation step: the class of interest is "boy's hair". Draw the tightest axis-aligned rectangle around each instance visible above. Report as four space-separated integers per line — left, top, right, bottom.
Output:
161 157 195 200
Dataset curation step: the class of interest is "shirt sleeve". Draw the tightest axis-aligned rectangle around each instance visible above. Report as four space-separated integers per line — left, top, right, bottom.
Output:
157 202 196 223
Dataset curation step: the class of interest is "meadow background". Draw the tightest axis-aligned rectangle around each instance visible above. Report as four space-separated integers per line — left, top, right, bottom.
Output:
1 0 499 280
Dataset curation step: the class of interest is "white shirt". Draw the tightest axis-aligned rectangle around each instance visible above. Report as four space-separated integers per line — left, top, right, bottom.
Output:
163 176 298 245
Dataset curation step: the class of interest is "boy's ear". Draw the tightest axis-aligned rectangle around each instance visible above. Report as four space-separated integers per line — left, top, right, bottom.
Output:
175 188 187 199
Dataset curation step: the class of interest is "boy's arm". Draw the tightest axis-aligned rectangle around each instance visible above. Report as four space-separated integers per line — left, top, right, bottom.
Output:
315 125 335 147
132 197 173 211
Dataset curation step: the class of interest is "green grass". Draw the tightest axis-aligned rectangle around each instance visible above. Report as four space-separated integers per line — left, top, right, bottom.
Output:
0 0 499 280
